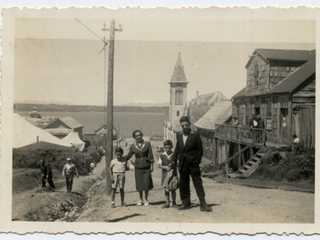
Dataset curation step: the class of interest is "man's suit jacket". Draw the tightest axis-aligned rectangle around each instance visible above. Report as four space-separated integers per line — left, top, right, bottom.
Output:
172 130 203 170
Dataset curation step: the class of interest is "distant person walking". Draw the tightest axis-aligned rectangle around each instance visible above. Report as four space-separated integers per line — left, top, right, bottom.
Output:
172 116 212 212
62 158 79 193
39 158 55 189
125 130 154 206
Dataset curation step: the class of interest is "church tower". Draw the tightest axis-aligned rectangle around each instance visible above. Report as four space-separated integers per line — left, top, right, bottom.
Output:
169 53 189 122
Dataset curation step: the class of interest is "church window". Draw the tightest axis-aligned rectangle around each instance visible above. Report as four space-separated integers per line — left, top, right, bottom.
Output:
175 89 183 105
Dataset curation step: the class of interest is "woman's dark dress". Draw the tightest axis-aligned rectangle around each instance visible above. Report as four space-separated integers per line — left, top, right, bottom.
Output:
125 141 154 191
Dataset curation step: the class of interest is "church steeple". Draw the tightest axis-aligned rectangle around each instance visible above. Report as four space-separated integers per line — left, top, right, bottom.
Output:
170 53 188 83
169 53 189 122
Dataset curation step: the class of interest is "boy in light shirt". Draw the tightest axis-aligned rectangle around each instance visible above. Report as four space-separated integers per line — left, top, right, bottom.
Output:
110 147 128 208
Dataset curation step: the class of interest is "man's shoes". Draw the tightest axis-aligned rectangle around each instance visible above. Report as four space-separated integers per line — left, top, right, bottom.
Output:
200 204 212 212
178 204 191 210
111 202 116 208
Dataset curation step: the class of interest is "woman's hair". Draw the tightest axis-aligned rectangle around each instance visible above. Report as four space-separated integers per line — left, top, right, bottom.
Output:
114 147 124 154
132 130 143 138
163 139 173 147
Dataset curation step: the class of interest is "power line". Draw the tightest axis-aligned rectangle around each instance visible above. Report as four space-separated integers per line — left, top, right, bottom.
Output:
75 18 108 134
41 18 76 102
75 18 105 42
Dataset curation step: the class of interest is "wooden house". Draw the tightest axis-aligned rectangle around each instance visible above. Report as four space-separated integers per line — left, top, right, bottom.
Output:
26 116 84 139
188 91 229 131
95 124 118 140
214 49 315 177
194 100 232 164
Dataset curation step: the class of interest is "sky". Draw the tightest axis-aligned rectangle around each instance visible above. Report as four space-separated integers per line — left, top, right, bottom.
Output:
13 16 316 107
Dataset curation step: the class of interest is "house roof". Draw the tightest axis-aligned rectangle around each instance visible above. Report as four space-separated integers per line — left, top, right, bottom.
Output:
25 116 58 129
170 53 188 83
194 101 232 131
232 87 246 99
95 124 118 133
189 91 228 106
268 52 315 94
13 113 72 149
246 49 314 69
45 128 72 136
25 116 83 129
59 117 84 129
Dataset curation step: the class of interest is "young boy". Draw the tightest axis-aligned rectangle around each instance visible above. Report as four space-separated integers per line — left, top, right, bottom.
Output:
110 147 128 208
62 158 79 193
158 140 177 208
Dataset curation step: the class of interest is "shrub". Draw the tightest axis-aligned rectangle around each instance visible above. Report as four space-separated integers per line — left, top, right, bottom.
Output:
12 146 103 176
287 168 302 182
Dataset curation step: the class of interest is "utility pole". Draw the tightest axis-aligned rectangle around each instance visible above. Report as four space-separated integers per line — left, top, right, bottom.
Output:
102 19 122 195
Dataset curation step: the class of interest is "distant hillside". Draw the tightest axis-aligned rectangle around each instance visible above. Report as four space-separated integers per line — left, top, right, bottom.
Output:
14 103 169 114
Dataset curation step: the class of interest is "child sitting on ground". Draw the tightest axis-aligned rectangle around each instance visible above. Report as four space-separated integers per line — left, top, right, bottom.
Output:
110 147 128 208
158 140 178 208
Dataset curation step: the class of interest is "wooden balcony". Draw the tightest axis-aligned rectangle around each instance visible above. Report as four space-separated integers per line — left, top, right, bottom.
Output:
215 124 266 145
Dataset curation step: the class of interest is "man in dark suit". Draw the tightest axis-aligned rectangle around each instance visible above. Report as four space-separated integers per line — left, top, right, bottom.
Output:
40 158 55 189
172 116 212 212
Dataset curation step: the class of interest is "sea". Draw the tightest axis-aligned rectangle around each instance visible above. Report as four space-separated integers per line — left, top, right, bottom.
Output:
17 111 169 138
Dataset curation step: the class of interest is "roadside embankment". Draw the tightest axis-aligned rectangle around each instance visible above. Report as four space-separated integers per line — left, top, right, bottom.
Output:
12 157 106 222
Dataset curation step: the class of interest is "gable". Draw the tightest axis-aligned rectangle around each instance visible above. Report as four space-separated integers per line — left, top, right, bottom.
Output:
46 119 70 129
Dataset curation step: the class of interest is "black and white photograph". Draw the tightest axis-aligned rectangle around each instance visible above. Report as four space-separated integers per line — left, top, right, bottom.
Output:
1 6 318 235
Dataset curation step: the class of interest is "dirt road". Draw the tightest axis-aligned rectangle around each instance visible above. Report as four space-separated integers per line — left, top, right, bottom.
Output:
76 140 314 223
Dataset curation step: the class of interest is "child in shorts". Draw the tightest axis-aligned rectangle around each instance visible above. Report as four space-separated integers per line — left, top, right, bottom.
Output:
158 140 177 208
110 147 128 208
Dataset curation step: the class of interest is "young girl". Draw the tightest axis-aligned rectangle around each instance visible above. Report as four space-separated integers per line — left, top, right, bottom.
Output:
158 140 178 208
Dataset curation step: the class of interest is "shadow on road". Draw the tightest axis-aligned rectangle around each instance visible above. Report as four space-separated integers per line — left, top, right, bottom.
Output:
105 213 144 222
149 200 166 206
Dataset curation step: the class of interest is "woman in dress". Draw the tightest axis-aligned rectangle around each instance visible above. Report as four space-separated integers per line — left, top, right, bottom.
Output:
125 130 154 206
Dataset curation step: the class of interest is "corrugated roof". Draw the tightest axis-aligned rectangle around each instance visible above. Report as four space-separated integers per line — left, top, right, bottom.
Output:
190 91 228 105
232 87 246 99
25 116 58 129
170 53 188 83
194 101 232 131
268 52 315 94
246 49 314 69
59 117 84 129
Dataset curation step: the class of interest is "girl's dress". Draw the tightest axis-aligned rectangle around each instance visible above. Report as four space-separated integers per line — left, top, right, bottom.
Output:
126 141 154 191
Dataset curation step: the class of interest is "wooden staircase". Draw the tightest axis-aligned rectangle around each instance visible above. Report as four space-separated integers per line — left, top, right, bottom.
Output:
228 150 266 179
224 133 266 179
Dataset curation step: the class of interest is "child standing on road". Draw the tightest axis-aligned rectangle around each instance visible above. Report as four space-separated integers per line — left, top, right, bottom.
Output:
110 147 128 208
158 140 178 208
62 158 79 193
